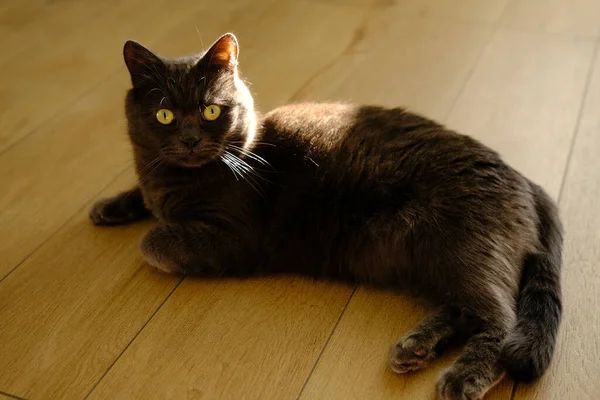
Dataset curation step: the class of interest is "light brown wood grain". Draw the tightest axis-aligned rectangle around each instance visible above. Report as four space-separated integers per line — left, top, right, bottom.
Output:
390 0 510 24
0 72 132 279
512 44 600 400
0 171 181 399
87 278 352 400
0 1 116 66
501 0 600 37
447 29 594 198
289 12 494 121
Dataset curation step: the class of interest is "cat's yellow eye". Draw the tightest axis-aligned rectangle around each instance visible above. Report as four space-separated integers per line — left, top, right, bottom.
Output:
156 109 175 125
203 104 221 121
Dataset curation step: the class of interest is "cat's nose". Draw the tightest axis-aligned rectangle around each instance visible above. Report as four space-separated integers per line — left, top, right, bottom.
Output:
180 135 201 148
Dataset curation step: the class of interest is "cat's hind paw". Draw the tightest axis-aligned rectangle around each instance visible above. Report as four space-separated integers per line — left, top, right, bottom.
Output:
389 335 436 373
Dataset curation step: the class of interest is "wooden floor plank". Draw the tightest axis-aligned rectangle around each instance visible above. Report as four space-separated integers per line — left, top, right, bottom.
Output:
0 72 132 280
447 29 594 198
290 12 494 122
87 278 352 400
513 44 600 400
501 0 600 37
299 25 594 400
0 171 181 399
0 1 115 66
390 0 510 24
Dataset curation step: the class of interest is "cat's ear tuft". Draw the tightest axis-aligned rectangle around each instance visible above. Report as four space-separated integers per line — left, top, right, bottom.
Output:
123 40 164 86
204 33 239 70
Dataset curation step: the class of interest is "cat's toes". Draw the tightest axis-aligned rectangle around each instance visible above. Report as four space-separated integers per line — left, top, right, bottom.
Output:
436 366 504 400
389 336 436 373
89 198 129 226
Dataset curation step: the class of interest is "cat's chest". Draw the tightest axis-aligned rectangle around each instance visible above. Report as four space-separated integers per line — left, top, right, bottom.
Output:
140 182 200 221
140 179 249 223
139 184 168 218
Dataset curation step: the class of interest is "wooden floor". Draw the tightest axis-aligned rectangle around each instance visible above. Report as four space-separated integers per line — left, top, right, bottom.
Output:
1 0 599 399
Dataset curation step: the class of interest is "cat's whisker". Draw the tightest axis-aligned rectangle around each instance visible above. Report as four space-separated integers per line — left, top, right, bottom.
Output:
230 140 276 147
225 151 273 186
225 155 253 188
223 153 266 199
220 155 240 181
195 27 205 49
227 144 272 167
146 87 163 96
137 155 168 184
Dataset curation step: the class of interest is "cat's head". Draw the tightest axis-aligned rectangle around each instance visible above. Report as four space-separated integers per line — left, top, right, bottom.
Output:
123 33 256 167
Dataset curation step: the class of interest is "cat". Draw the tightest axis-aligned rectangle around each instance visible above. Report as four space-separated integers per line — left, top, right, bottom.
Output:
90 33 562 400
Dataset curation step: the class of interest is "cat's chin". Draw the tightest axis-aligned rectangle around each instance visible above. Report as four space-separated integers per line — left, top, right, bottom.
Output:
170 157 214 168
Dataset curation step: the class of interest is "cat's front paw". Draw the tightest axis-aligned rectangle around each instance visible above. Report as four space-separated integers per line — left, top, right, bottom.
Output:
89 195 147 226
90 198 125 226
140 226 186 274
389 335 436 373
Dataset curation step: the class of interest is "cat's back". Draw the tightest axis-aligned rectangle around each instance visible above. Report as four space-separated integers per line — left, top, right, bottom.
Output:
264 102 459 155
263 103 535 230
263 102 359 150
263 103 507 185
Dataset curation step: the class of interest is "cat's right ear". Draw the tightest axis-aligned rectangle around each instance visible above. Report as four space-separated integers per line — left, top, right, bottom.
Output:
123 40 164 87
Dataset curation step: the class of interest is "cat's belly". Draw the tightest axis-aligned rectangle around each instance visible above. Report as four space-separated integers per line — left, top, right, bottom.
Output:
263 181 415 286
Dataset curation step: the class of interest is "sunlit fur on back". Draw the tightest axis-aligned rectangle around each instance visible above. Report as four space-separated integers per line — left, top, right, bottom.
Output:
90 34 563 400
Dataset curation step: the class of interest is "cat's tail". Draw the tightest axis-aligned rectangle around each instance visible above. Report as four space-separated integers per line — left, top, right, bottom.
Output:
499 182 563 382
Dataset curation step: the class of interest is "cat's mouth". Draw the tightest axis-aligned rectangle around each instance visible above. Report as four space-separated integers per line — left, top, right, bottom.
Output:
165 146 223 168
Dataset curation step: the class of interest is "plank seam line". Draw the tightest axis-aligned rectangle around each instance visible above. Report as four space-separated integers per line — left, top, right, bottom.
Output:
294 285 358 400
555 37 600 205
443 1 509 123
0 167 131 285
0 69 120 159
82 275 186 400
0 390 26 400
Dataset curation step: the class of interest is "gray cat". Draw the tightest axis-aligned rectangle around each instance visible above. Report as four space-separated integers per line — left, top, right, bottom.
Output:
90 33 562 400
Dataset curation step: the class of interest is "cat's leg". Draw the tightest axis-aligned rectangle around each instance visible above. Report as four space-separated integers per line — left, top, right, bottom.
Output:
436 297 514 400
90 187 150 225
140 222 255 275
389 305 460 373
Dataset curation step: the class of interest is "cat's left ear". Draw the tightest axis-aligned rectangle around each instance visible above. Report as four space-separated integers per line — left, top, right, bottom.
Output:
123 40 165 87
201 33 239 71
